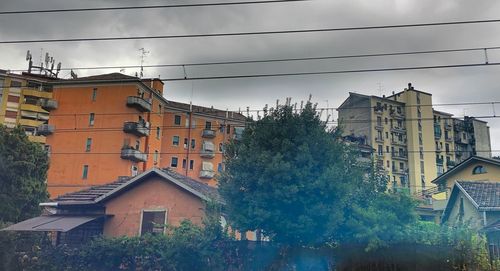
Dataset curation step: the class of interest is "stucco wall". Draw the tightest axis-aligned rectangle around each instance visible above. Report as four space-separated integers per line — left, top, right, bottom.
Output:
103 177 205 237
472 120 492 158
446 191 483 229
443 161 500 189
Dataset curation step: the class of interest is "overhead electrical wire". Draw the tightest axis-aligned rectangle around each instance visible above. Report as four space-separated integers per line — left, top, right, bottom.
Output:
0 0 312 15
1 101 498 117
9 45 500 72
2 18 500 44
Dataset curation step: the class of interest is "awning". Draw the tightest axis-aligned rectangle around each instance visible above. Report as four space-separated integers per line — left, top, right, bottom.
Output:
1 215 103 232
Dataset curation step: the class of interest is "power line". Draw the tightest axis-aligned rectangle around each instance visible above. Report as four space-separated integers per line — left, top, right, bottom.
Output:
3 18 500 44
9 45 500 72
45 150 495 155
0 0 312 15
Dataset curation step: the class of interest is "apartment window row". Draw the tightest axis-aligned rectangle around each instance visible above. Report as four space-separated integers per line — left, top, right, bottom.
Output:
170 157 195 170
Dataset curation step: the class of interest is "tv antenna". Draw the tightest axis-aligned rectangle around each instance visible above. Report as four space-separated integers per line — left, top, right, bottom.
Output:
139 48 150 78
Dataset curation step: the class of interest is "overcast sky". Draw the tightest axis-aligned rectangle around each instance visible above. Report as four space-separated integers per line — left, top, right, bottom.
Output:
1 0 500 154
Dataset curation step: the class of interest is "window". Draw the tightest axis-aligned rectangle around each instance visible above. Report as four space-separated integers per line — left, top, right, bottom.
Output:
171 157 178 167
183 138 188 149
182 159 187 169
385 132 388 139
226 124 231 134
377 117 382 126
377 130 382 140
140 210 166 235
419 133 423 145
92 88 97 101
205 121 212 130
131 165 138 176
189 160 194 170
384 118 388 124
420 161 425 174
174 115 181 125
386 160 390 168
377 145 383 155
82 165 89 179
218 163 223 172
89 113 95 126
172 136 180 146
156 127 161 139
191 139 196 149
10 80 22 87
420 147 424 160
219 143 223 152
154 150 159 165
472 165 487 175
158 104 162 115
85 138 92 152
386 146 389 153
135 140 140 150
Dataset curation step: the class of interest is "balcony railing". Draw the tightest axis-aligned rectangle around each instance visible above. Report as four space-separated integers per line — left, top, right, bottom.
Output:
37 124 55 136
200 150 215 158
391 152 408 160
374 106 383 114
445 136 453 142
444 123 452 130
123 121 150 137
375 137 384 143
454 135 468 145
39 99 58 111
389 109 405 119
391 139 407 146
436 157 444 165
199 170 215 179
120 147 147 162
447 160 456 168
390 126 406 133
126 96 152 112
201 129 216 138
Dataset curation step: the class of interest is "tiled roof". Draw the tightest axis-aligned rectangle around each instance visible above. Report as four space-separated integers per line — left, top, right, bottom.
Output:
54 177 131 203
50 168 221 205
166 100 246 121
62 72 139 82
457 181 500 209
160 168 222 202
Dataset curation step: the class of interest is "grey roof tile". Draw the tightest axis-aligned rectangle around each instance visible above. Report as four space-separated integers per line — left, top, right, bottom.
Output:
457 181 500 208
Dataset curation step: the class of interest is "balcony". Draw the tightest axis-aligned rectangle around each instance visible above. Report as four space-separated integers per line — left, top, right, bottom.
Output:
39 99 58 111
123 121 150 137
389 109 405 119
201 129 216 138
37 124 55 136
391 139 407 146
374 123 383 130
199 170 215 179
394 168 407 175
374 106 383 115
120 147 147 162
375 153 384 160
22 88 52 99
436 157 444 165
445 136 453 142
375 137 384 143
126 96 152 112
391 152 408 160
28 135 46 144
454 135 468 145
447 160 456 168
444 123 452 130
390 126 406 133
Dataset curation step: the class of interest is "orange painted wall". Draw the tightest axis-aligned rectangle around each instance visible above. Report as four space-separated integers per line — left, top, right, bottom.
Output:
160 110 236 187
102 177 205 237
47 83 165 197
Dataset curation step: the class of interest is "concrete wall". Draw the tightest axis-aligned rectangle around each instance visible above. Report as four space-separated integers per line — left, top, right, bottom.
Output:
472 120 492 158
103 176 205 237
337 94 371 139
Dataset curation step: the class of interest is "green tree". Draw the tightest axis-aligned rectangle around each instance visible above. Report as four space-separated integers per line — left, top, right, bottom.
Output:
218 101 366 245
0 126 49 222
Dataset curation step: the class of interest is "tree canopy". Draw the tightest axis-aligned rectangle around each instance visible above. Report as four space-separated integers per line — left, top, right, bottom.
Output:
0 126 49 223
219 101 370 245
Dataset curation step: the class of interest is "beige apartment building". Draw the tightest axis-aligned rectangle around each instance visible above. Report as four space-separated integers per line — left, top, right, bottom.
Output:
338 83 492 193
0 70 57 144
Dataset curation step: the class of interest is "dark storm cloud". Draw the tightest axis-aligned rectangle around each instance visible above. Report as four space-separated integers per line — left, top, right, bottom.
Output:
1 0 500 152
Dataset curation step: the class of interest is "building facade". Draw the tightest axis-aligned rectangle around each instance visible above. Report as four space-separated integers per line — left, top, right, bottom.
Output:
0 70 57 144
337 83 492 193
43 73 245 197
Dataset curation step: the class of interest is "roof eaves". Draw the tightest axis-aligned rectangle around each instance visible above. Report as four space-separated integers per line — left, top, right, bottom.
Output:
456 181 480 209
154 169 211 201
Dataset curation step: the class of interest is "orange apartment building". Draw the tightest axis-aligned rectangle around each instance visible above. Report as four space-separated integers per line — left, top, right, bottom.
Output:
45 73 245 197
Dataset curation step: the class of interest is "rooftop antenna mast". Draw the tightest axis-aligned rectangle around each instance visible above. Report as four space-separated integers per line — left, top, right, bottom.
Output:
139 48 150 78
26 49 61 78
